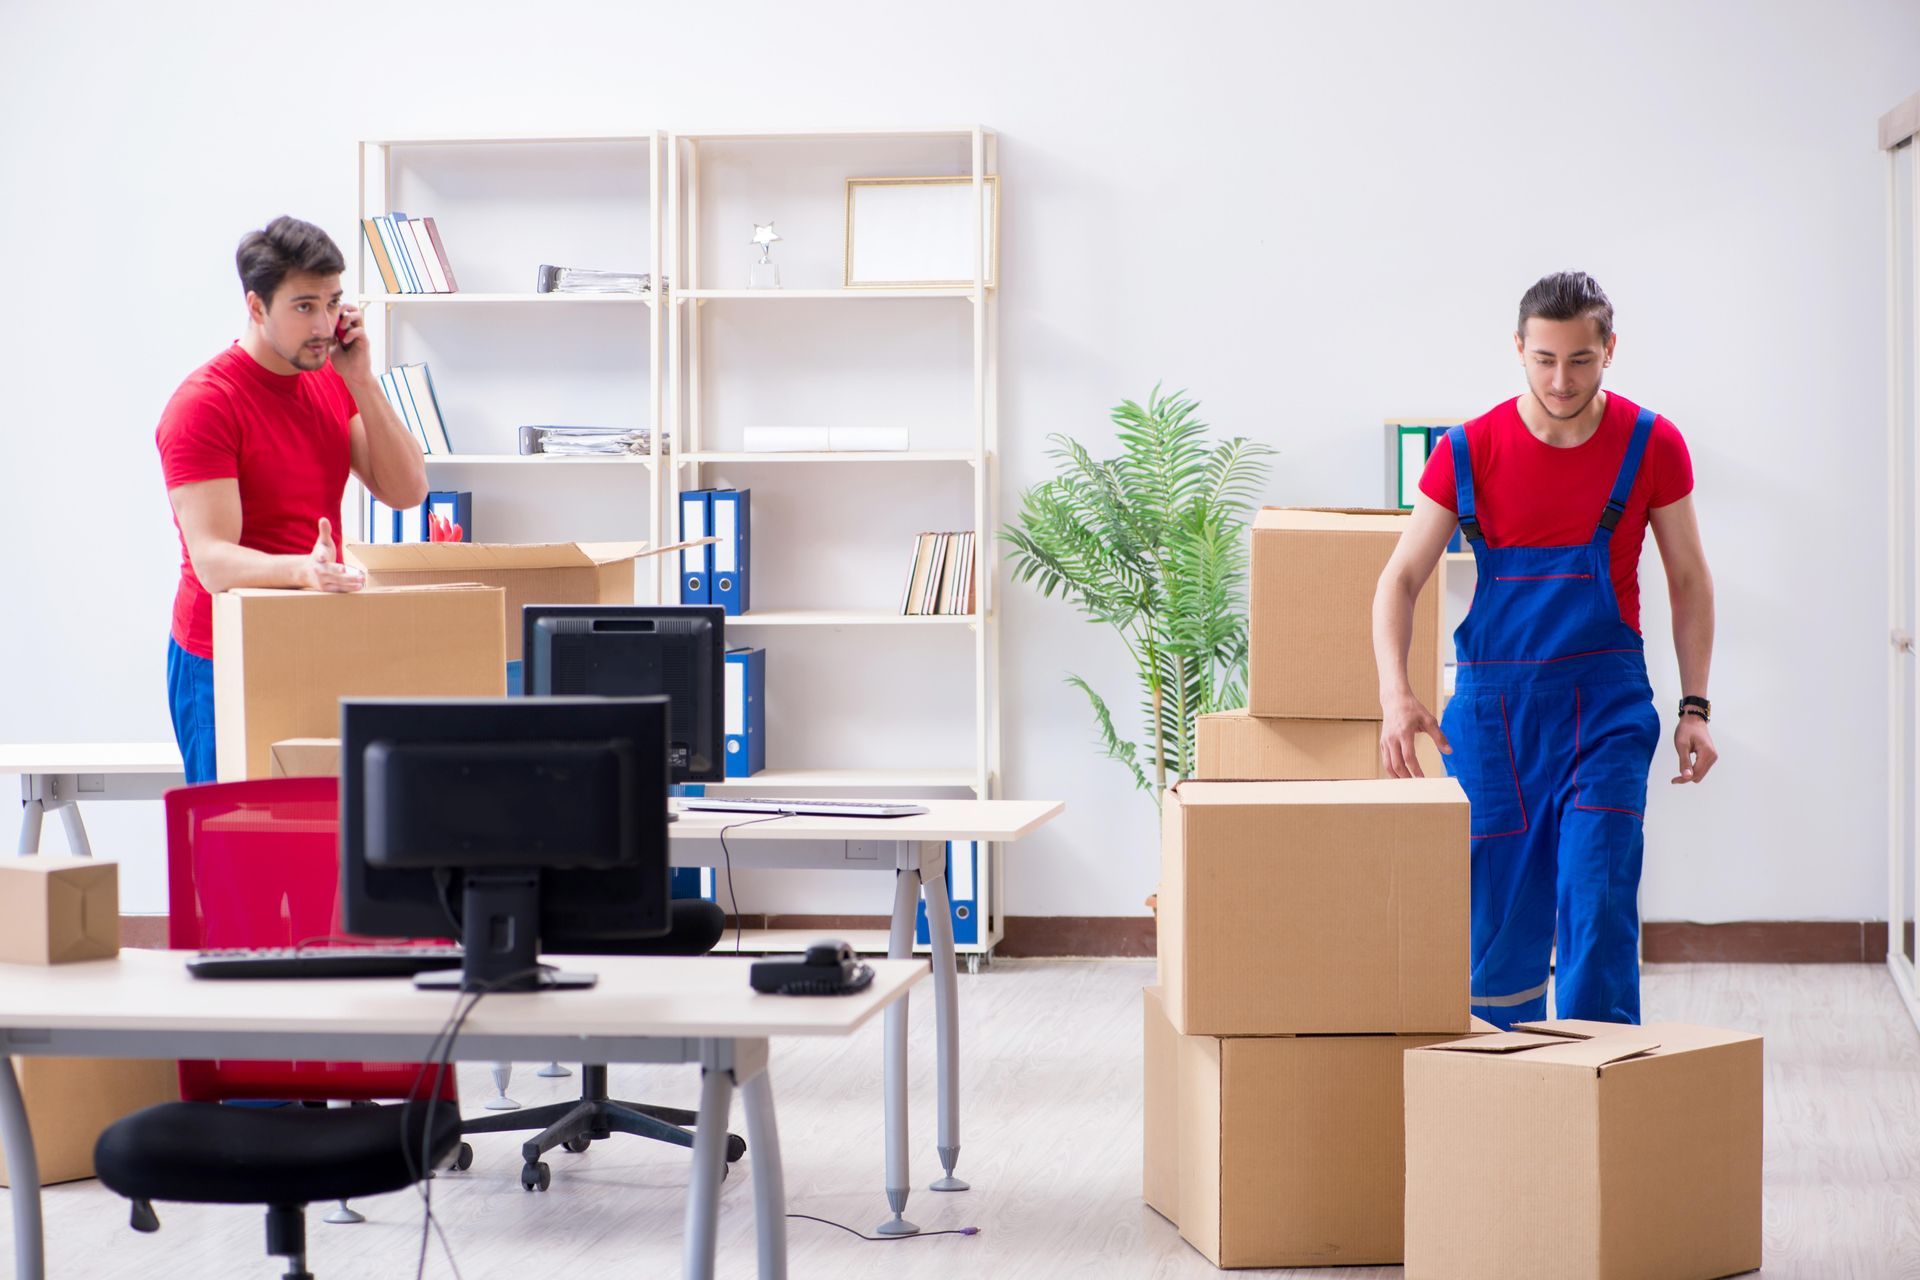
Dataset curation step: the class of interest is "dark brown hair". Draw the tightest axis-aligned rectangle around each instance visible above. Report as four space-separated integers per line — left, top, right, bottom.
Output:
1517 271 1613 344
236 216 344 307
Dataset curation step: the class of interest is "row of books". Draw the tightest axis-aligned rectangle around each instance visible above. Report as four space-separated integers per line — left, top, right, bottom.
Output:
900 531 976 616
361 214 460 294
376 363 455 454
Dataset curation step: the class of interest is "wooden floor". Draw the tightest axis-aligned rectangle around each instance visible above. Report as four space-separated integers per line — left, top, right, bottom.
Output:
6 960 1919 1279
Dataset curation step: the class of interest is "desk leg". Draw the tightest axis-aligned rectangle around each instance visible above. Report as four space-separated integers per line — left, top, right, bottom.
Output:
56 803 91 857
876 865 921 1237
683 1056 735 1280
18 789 44 855
740 1067 787 1280
1 1056 45 1280
919 844 966 1192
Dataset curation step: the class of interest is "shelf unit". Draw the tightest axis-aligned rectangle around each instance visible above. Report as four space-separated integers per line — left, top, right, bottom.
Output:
666 126 1004 956
352 133 668 595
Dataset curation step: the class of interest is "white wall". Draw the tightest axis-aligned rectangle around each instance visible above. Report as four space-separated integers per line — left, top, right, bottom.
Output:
2 0 1915 923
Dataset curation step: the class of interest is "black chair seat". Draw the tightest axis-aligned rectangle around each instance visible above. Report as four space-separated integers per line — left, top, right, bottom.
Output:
96 1100 461 1206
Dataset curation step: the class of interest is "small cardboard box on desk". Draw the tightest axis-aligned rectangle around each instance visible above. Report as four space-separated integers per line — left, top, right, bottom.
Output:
213 583 506 782
1247 508 1445 720
344 540 656 663
1404 1020 1764 1280
269 738 341 779
0 858 178 1186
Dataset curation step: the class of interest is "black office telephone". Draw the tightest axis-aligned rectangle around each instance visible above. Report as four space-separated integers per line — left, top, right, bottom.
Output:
750 939 875 995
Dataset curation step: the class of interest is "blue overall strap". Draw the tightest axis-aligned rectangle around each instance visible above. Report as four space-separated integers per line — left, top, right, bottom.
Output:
1597 407 1657 537
1447 424 1484 543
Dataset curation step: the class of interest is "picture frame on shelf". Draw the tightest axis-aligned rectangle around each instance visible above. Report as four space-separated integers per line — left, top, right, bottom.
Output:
843 175 999 289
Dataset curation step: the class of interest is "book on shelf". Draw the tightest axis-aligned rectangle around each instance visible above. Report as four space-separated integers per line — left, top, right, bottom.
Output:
742 426 910 453
377 363 453 454
535 264 654 295
899 531 976 616
516 425 667 456
361 214 458 294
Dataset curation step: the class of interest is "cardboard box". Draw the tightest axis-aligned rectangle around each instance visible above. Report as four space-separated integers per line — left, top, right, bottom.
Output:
1158 779 1469 1035
1142 986 1180 1224
1196 709 1445 780
345 541 652 662
1247 508 1443 721
1404 1020 1764 1280
0 857 119 964
269 738 341 779
1143 986 1466 1268
0 1057 179 1186
213 585 506 782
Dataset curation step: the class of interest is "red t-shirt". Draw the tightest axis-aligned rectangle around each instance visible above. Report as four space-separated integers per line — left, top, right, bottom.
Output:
156 343 359 658
1419 392 1693 634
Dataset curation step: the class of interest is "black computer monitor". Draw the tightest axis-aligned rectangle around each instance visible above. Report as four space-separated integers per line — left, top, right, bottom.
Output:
522 605 725 784
340 697 672 993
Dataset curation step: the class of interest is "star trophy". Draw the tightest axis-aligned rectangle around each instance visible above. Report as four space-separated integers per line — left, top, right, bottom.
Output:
749 222 782 289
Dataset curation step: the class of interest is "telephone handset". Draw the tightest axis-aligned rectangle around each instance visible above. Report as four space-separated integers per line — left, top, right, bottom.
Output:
750 939 875 995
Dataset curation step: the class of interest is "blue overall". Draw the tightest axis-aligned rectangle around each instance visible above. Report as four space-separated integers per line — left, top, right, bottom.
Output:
1439 409 1662 1029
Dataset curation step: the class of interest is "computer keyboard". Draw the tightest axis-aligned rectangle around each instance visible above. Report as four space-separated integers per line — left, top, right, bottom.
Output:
679 797 930 818
187 945 464 980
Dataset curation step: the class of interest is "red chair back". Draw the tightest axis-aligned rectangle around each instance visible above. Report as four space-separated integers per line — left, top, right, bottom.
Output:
165 777 454 1104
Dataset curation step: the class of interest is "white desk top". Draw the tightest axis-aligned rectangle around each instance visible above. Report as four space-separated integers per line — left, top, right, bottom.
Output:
0 744 183 775
668 799 1063 843
0 950 924 1042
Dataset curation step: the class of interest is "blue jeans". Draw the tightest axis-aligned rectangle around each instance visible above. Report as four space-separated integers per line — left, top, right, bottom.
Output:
166 638 217 785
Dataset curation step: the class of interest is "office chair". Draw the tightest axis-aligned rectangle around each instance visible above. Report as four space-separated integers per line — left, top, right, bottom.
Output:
93 779 468 1279
459 897 748 1191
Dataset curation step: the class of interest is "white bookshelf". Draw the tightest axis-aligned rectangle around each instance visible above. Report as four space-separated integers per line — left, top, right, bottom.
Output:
358 292 654 306
667 126 1005 957
352 133 668 592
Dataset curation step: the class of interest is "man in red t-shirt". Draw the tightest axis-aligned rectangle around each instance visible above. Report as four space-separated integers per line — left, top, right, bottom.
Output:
156 216 427 782
1371 272 1717 1028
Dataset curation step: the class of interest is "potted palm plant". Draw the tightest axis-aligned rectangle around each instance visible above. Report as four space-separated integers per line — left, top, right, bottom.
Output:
1003 385 1272 804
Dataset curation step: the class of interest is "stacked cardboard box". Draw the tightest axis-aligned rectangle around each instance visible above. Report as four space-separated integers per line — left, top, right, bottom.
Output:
1145 507 1469 1269
1151 778 1471 1268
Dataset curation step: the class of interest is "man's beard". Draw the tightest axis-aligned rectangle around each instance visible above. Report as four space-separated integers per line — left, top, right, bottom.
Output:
282 340 329 372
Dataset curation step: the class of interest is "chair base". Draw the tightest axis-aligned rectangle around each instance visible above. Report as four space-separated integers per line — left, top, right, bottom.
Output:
460 1065 745 1191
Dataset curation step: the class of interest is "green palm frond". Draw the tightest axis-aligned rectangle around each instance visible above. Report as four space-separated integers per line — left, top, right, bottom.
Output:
1005 388 1271 806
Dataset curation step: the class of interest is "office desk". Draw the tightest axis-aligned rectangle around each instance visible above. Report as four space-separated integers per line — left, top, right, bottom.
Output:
0 950 924 1280
668 798 1063 1234
0 744 183 855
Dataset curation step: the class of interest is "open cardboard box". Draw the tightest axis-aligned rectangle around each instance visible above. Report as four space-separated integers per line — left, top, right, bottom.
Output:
1404 1019 1764 1280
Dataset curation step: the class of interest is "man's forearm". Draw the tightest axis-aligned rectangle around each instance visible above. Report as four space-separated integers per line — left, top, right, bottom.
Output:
189 540 309 594
1373 575 1420 706
1669 572 1715 698
345 373 427 506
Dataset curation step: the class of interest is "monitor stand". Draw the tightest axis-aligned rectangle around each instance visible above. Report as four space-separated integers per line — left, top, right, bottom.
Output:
418 868 600 993
415 967 596 992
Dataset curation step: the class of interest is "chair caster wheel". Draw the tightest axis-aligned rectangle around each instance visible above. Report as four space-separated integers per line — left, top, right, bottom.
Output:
452 1142 473 1171
725 1134 747 1163
520 1161 551 1192
563 1136 592 1154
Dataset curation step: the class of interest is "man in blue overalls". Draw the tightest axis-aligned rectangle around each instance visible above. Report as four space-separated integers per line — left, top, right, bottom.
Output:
1372 271 1718 1029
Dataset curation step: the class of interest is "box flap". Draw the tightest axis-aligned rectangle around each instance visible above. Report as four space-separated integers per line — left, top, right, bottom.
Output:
1419 1032 1570 1055
1418 1030 1661 1070
1169 777 1465 807
1254 507 1411 534
225 583 496 598
346 541 653 572
1511 1019 1634 1040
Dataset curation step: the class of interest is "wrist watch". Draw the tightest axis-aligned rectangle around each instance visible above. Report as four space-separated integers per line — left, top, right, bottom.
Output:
1678 695 1711 723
